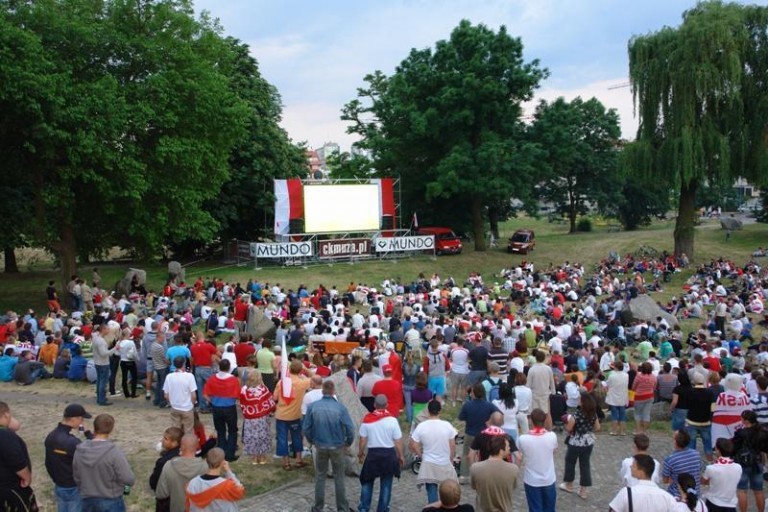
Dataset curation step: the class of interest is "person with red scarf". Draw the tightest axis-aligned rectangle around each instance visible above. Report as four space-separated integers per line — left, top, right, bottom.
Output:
203 359 241 462
702 437 741 512
357 394 404 512
239 371 275 465
371 364 404 417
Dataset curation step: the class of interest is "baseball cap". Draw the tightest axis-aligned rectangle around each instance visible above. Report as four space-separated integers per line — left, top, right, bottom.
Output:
693 373 706 385
64 404 92 419
385 342 395 351
382 364 393 374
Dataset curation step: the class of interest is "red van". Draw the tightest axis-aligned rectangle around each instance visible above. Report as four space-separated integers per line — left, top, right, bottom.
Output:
416 227 463 255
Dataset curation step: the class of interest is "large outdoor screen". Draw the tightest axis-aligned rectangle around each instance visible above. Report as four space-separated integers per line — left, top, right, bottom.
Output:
303 184 381 233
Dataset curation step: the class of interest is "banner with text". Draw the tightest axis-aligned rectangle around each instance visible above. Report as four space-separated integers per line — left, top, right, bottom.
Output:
250 242 313 258
318 239 371 258
374 235 434 252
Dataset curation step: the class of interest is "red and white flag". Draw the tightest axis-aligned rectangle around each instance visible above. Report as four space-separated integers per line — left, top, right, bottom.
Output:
412 212 419 229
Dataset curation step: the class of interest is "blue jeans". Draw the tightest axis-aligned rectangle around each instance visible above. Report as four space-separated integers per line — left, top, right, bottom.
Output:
404 385 415 423
195 366 214 412
95 364 110 405
425 482 438 504
686 423 712 455
358 475 393 512
154 367 169 406
275 419 302 457
82 496 125 512
55 485 82 512
609 405 627 422
671 409 688 431
524 482 556 512
213 405 239 460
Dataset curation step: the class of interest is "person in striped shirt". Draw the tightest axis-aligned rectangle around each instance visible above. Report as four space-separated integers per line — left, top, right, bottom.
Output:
749 375 768 425
663 429 702 498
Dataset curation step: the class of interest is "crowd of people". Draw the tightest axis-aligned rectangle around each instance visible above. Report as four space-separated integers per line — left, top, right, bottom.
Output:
1 254 768 511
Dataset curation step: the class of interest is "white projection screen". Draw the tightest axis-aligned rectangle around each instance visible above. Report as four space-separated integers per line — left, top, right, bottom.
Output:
303 184 380 233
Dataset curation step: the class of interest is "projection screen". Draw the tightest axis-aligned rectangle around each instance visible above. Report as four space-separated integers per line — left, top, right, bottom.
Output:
303 184 381 233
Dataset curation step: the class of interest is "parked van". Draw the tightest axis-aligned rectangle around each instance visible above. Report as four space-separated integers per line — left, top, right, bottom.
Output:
416 227 462 255
507 229 535 254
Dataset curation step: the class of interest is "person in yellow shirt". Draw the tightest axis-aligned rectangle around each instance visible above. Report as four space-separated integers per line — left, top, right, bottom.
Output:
38 336 59 367
273 359 310 470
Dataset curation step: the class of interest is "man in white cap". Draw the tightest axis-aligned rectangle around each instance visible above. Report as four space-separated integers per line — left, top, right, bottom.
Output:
384 341 402 382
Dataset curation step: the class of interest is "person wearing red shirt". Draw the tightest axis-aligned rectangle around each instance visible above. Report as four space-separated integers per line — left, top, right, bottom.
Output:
190 334 218 414
232 296 249 337
386 345 403 385
233 340 255 369
371 365 404 417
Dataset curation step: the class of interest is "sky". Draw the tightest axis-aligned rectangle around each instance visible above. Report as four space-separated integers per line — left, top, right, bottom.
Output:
194 0 761 151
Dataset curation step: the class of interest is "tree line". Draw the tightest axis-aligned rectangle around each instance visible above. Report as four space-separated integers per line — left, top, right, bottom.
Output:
341 2 768 257
2 0 767 284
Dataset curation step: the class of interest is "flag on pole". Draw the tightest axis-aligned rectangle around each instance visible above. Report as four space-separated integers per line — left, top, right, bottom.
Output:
280 335 294 404
412 212 419 230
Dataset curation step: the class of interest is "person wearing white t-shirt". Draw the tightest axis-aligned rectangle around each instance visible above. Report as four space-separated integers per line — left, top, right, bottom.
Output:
301 375 324 416
701 438 742 511
547 336 563 355
409 400 459 505
609 454 679 512
517 409 558 512
357 394 404 512
163 356 198 433
619 434 662 486
117 331 138 398
449 340 470 405
605 361 630 436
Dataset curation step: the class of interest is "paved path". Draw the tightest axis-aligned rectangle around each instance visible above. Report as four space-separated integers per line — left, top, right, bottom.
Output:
242 430 677 512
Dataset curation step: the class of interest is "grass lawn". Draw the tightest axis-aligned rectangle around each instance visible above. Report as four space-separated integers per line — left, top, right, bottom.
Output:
2 214 765 314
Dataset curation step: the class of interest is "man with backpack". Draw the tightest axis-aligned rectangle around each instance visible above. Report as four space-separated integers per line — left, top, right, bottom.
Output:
424 338 449 401
482 362 503 402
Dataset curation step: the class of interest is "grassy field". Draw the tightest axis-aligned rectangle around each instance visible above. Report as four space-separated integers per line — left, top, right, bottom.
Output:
1 214 765 313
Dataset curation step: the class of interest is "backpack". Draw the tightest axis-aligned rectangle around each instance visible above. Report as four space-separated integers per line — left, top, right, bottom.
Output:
736 432 759 470
485 377 501 402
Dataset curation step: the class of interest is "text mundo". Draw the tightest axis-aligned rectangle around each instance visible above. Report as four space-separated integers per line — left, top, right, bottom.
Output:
374 235 435 252
250 242 313 258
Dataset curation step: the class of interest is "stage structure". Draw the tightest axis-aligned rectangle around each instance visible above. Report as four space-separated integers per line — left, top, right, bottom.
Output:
245 177 435 267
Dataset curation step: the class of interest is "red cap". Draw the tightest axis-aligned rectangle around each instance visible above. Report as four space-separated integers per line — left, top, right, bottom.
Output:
382 364 393 374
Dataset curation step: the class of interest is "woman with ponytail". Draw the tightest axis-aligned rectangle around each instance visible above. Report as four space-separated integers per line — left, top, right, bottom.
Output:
676 472 707 512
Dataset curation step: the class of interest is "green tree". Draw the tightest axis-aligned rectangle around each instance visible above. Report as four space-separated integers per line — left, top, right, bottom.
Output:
343 20 547 250
325 149 374 180
200 38 306 247
614 177 671 231
529 97 621 233
625 1 768 258
0 0 248 284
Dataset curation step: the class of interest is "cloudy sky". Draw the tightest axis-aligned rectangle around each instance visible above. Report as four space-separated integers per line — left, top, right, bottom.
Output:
193 0 753 151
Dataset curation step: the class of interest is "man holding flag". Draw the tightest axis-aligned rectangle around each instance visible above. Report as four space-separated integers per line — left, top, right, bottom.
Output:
273 344 310 471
